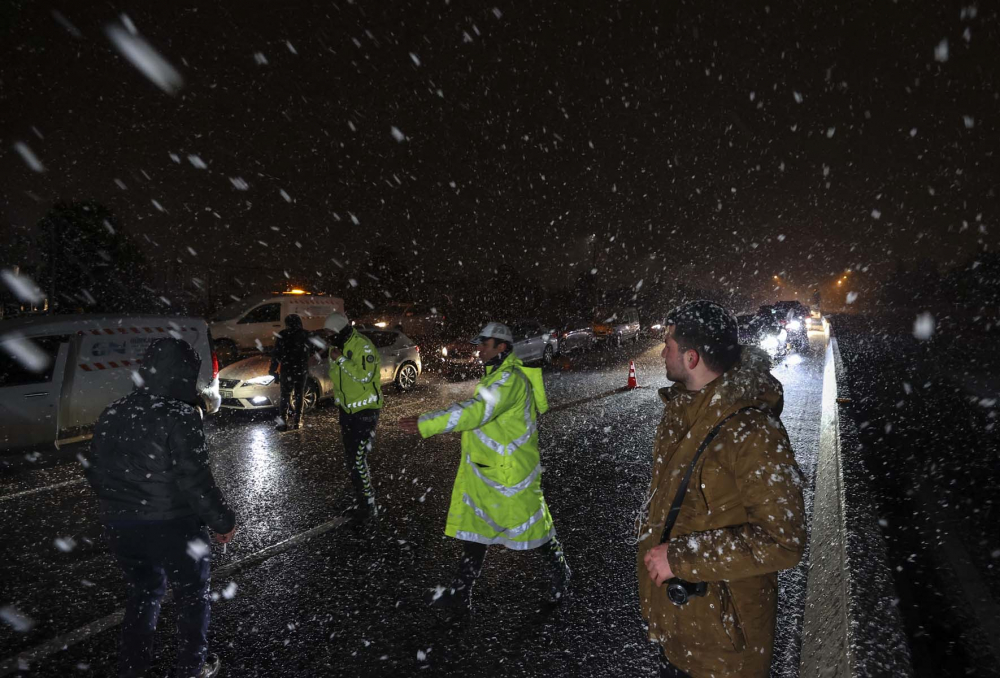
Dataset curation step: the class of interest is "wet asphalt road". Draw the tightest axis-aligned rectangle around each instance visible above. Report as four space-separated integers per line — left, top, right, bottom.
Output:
1 333 826 677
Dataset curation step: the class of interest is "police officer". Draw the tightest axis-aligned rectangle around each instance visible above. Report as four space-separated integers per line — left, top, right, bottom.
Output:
269 314 311 431
324 312 382 529
399 322 570 613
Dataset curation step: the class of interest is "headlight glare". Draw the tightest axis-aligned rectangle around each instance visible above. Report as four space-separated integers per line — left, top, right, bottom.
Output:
243 374 275 386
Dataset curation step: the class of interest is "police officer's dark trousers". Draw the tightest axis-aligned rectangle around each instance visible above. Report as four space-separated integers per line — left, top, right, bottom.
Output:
339 409 380 515
104 516 211 678
279 369 308 427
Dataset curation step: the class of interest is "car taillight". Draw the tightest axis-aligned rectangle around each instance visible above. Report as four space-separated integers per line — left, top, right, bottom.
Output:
212 350 219 380
415 345 420 353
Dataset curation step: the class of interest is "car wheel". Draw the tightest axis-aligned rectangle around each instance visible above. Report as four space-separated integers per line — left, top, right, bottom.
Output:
395 362 418 391
215 339 238 365
542 345 553 365
302 380 320 411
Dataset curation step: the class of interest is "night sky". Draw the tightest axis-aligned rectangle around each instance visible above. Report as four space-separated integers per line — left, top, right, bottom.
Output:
2 0 997 303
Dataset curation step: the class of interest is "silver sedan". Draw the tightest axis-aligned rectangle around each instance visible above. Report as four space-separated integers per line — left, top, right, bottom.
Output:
217 328 421 412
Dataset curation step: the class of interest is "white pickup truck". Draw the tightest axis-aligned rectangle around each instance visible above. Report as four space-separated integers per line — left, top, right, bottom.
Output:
0 314 220 453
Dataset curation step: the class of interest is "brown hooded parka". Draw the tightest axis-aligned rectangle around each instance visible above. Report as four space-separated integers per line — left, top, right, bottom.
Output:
636 347 806 678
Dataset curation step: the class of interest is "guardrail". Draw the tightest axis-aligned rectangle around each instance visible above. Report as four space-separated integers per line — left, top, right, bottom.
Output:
799 334 913 677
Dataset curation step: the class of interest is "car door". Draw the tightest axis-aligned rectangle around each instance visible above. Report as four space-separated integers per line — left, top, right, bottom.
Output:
0 334 70 451
236 302 282 350
520 322 543 361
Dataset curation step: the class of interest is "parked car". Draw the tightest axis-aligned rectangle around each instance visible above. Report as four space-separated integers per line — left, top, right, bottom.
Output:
806 307 824 331
646 317 667 338
353 302 445 338
0 314 220 452
766 301 809 348
593 307 640 346
557 317 596 353
511 320 559 365
217 327 421 412
429 320 558 374
738 313 788 362
209 292 344 364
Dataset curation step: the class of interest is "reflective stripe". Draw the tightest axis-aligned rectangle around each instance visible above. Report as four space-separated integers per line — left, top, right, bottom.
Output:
454 528 554 551
479 371 511 425
465 454 541 498
473 428 507 455
460 493 546 538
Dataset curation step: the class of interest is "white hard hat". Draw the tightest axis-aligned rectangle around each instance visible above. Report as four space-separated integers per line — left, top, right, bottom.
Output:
324 312 350 333
471 322 513 345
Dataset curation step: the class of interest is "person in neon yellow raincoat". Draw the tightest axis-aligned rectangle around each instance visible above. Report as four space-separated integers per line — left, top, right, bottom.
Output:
399 322 571 612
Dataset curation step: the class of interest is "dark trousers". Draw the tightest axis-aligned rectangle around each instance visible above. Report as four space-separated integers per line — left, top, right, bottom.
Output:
279 369 308 426
659 649 692 678
339 408 380 514
452 535 568 593
104 516 211 678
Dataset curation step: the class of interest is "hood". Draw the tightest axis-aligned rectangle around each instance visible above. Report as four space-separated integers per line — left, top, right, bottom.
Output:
217 355 271 381
138 338 201 404
285 314 303 330
658 345 783 417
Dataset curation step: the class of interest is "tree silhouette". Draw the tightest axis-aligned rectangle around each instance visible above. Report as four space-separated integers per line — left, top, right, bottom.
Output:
35 201 155 313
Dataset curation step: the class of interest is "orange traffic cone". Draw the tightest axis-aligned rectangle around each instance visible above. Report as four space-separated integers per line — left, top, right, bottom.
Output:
626 360 639 389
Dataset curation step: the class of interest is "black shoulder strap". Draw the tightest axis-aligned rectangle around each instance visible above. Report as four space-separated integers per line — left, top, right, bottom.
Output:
659 406 757 545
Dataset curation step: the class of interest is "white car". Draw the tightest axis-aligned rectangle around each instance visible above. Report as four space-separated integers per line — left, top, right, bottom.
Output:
0 314 220 452
209 292 344 364
217 328 421 412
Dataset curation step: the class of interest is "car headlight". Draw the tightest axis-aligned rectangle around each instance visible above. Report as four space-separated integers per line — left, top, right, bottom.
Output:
778 329 788 342
441 347 449 357
243 375 275 386
375 321 388 328
786 320 802 331
760 335 779 351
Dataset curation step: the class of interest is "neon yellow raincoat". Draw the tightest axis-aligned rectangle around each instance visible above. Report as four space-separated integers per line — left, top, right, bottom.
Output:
417 352 554 550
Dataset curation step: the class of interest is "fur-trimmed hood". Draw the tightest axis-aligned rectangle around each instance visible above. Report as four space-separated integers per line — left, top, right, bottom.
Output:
658 345 783 420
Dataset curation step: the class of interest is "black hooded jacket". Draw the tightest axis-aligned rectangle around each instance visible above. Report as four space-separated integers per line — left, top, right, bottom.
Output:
270 314 311 375
84 338 236 533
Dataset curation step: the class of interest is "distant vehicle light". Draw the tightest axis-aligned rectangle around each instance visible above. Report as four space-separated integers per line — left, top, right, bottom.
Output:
374 321 388 328
287 289 308 295
778 329 788 342
243 375 275 386
651 324 663 330
786 320 802 332
760 335 779 351
441 347 449 357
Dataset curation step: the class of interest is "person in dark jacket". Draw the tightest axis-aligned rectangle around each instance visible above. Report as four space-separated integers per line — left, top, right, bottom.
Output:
84 338 236 678
269 313 312 431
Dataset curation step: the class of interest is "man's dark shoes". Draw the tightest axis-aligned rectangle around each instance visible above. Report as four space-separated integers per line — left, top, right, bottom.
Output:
198 653 221 678
426 584 472 616
548 560 572 604
342 506 378 533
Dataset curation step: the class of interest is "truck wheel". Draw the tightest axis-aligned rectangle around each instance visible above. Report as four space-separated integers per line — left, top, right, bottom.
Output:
215 339 238 365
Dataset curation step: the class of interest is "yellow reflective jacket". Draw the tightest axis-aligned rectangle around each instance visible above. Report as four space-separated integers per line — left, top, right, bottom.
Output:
327 330 382 413
417 352 554 550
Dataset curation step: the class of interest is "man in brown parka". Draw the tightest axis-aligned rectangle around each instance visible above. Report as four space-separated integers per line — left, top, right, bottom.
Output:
637 300 806 678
